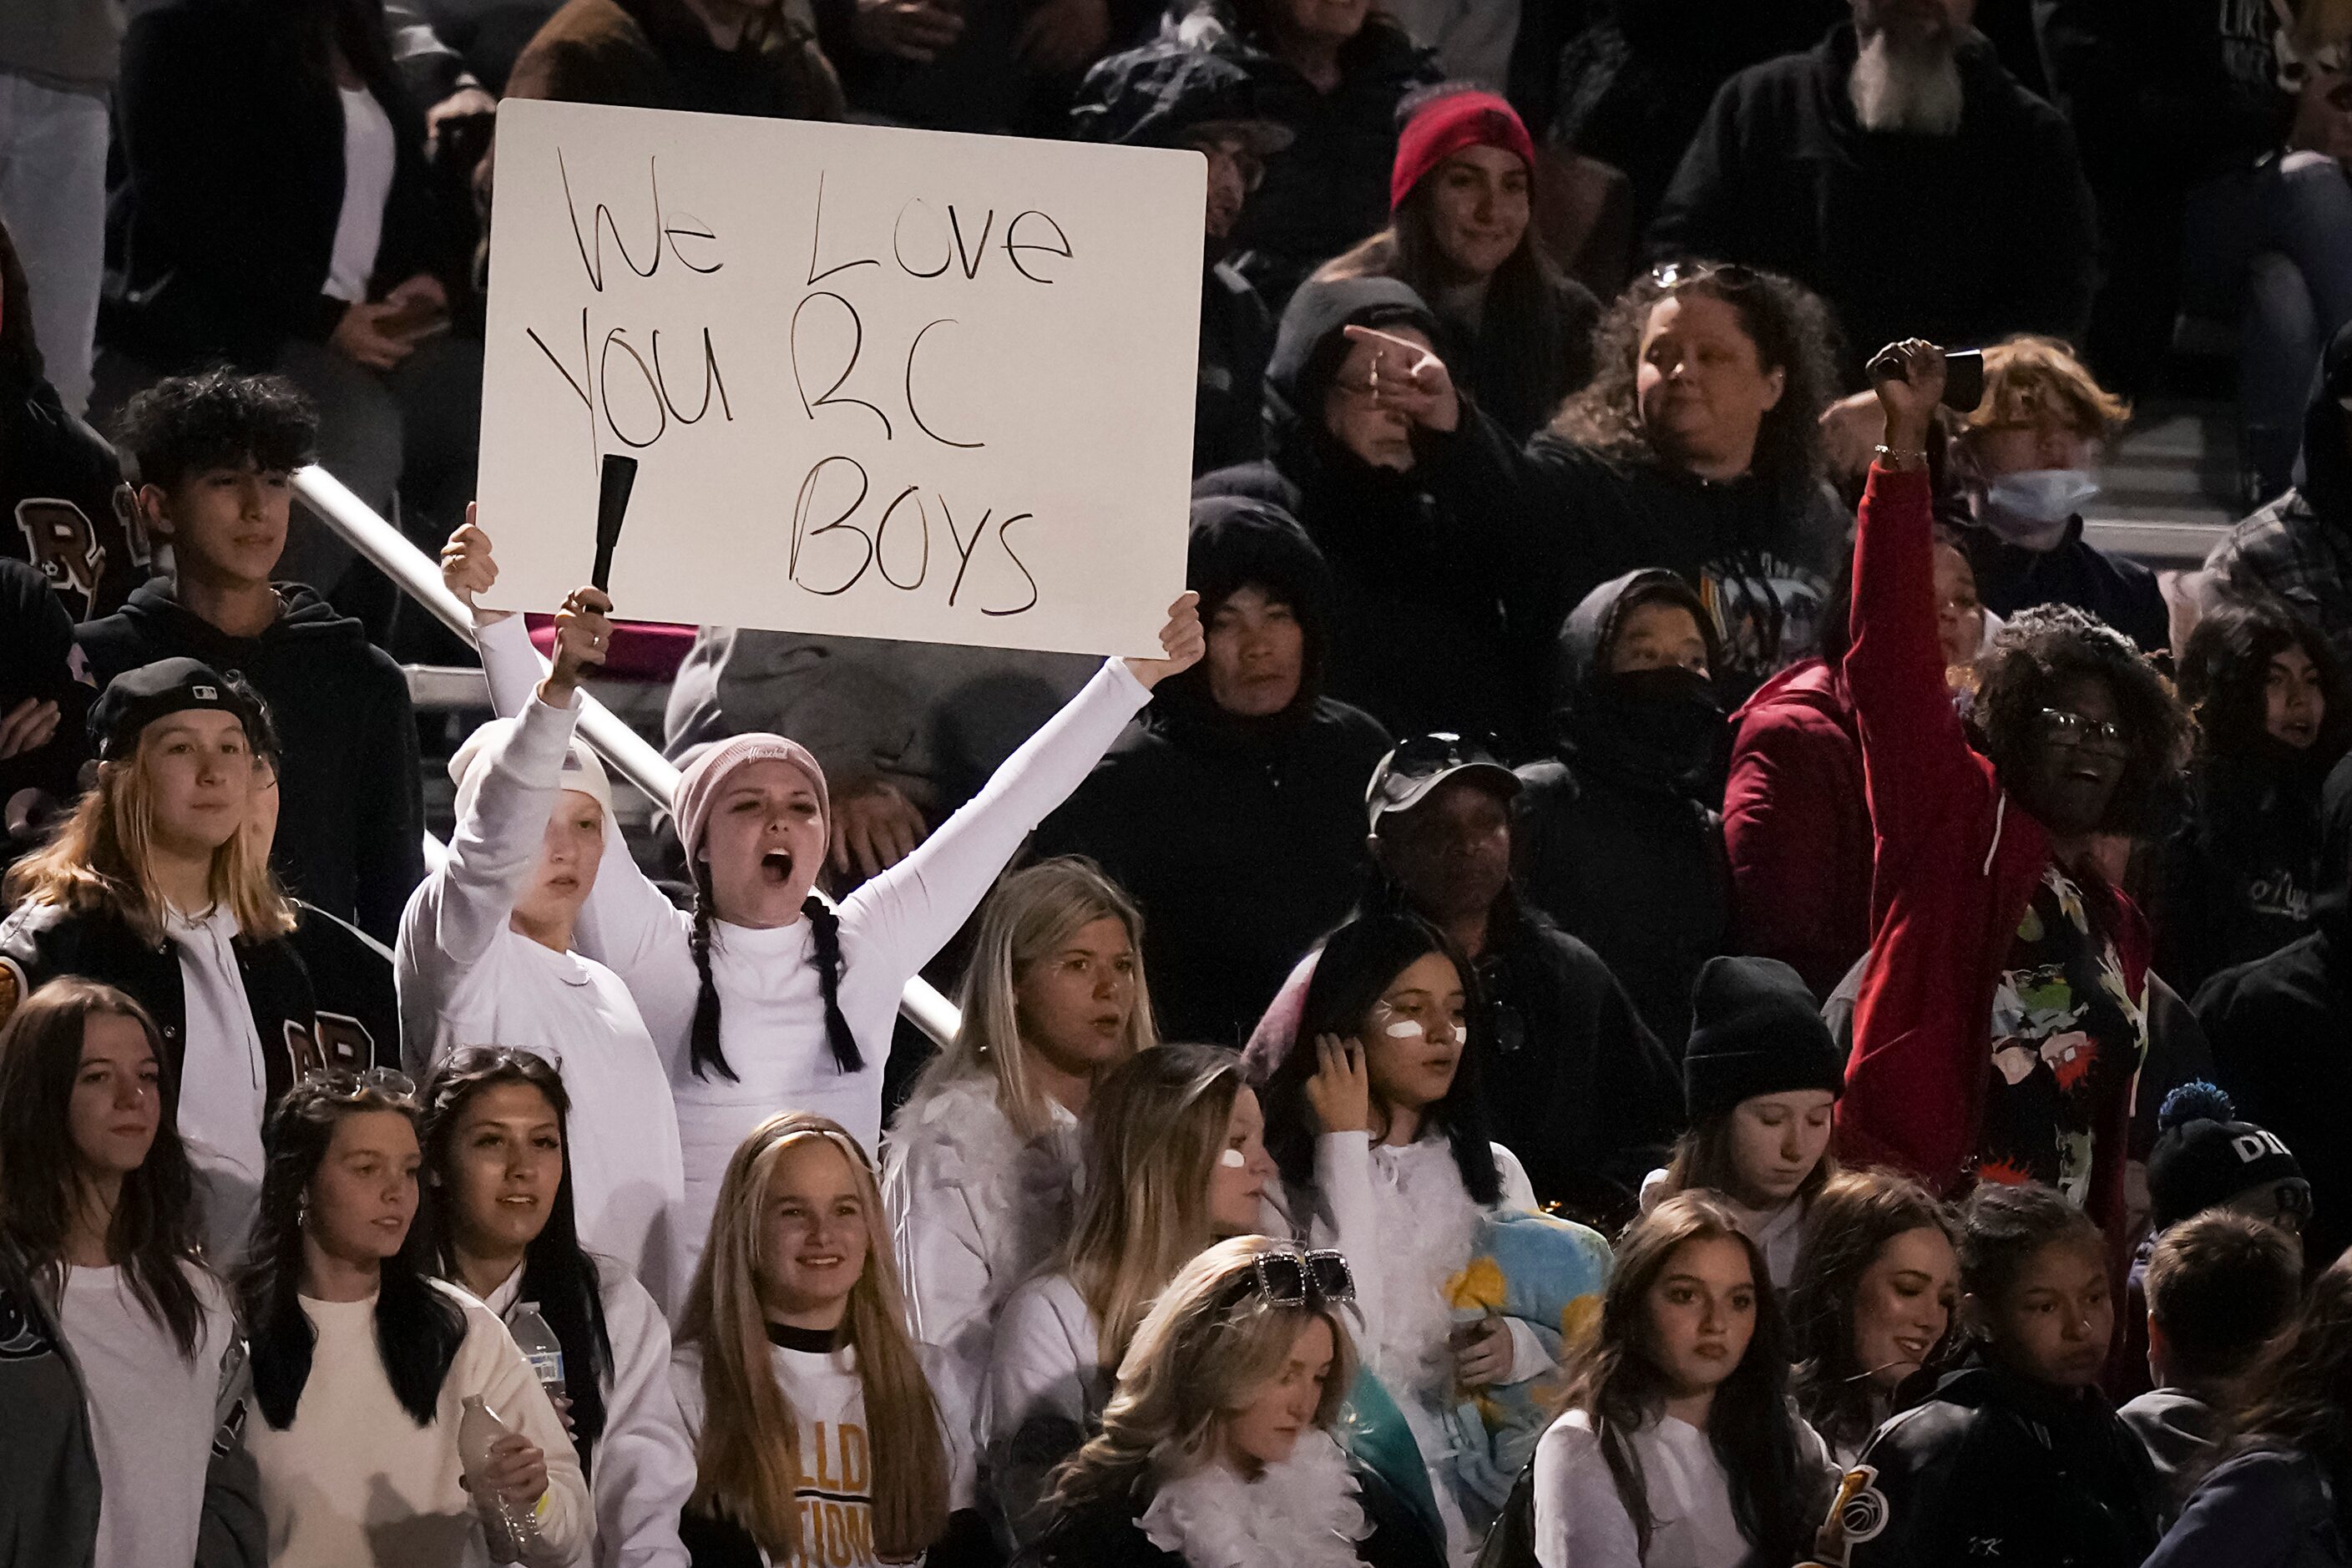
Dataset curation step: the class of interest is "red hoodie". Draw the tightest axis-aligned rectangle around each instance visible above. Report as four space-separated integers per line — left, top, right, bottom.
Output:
1724 657 1871 999
1837 466 2148 1237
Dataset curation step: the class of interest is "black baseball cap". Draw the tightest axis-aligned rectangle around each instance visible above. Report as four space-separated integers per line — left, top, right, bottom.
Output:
1366 731 1519 831
89 658 266 762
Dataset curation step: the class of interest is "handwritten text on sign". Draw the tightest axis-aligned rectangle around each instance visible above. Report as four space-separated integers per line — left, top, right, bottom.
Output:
476 99 1205 657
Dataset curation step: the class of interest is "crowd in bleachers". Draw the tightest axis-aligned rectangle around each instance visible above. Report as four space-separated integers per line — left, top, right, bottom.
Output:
8 0 2352 1565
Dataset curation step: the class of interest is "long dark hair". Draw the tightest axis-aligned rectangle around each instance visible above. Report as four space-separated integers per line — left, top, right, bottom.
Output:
0 978 207 1358
1552 264 1841 519
685 870 859 1084
1976 604 2188 837
416 1049 612 1474
1788 1170 1958 1459
1254 909 1501 1204
2222 1249 2352 1535
2179 597 2352 773
1561 1191 1820 1564
237 1078 466 1430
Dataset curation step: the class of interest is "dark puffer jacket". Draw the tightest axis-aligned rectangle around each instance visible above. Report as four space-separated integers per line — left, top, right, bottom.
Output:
1033 497 1391 1045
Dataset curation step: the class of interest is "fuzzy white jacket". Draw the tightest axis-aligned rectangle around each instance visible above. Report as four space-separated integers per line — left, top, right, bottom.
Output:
397 692 688 1307
484 1259 695 1568
475 615 1147 1291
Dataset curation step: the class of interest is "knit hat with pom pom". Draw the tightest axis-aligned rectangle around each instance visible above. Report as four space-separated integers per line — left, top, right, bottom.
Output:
2148 1082 2304 1230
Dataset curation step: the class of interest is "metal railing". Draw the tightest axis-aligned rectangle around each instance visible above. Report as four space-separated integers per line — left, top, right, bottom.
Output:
296 465 962 1048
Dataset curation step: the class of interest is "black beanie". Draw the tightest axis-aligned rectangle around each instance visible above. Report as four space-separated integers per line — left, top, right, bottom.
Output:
1683 956 1846 1122
2149 1082 2304 1231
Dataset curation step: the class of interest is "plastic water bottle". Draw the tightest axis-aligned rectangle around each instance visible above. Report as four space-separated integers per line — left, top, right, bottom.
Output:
458 1394 536 1564
508 1302 568 1409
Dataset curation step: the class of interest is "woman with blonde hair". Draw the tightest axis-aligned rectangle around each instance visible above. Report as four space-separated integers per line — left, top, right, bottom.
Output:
883 856 1158 1483
672 1110 953 1566
0 660 324 1257
1015 1235 1442 1568
985 1043 1279 1543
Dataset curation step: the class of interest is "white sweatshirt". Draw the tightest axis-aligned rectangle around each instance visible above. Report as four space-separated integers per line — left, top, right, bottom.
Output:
1309 1130 1543 1566
882 1073 1083 1504
474 614 1149 1286
244 1280 593 1568
396 692 688 1307
982 1271 1108 1542
1531 1406 1834 1568
58 1262 239 1568
484 1259 695 1568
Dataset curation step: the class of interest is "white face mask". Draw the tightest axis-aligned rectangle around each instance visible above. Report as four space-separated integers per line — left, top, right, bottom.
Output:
1983 468 2100 536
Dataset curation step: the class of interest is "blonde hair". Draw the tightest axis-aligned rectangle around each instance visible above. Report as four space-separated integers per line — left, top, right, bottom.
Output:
1061 1044 1247 1369
916 857 1157 1141
1959 335 2132 446
1047 1236 1358 1510
676 1113 948 1562
4 732 292 945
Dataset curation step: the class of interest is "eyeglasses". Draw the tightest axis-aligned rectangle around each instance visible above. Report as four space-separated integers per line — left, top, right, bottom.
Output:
2037 707 2128 755
1191 135 1267 194
1648 260 1760 293
1240 1248 1356 1308
304 1065 417 1101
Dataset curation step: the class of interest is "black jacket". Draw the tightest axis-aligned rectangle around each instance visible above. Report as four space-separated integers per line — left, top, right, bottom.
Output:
1034 500 1391 1046
1816 1353 2166 1568
1014 1463 1444 1568
1197 259 1275 477
1646 24 2097 371
1513 574 1731 1046
1424 271 1601 447
1196 278 1555 754
2143 1447 2352 1568
0 380 139 625
0 898 397 1116
1474 902 1684 1227
1967 518 2171 656
106 0 448 372
0 561 96 871
77 580 424 942
2157 742 2335 1000
1187 10 1439 311
2194 753 2352 1272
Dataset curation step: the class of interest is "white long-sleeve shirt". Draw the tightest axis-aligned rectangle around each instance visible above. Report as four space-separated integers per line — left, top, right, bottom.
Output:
982 1271 1108 1545
485 1259 695 1568
1531 1407 1834 1568
396 691 687 1306
473 614 1147 1286
244 1281 593 1568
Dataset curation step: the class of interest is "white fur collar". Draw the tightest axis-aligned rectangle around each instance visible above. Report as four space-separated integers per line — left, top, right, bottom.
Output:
1138 1430 1369 1568
1363 1137 1485 1402
895 1075 1080 1304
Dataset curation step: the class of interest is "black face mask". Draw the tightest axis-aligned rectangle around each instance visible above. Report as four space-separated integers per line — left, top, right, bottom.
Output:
1583 665 1726 781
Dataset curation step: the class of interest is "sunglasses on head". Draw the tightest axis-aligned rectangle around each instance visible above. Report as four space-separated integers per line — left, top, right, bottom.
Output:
1385 731 1506 776
1648 260 1761 293
304 1065 417 1102
1238 1248 1357 1309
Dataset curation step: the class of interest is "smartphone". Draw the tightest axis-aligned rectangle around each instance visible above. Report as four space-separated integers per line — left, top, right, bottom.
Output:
1866 345 1984 413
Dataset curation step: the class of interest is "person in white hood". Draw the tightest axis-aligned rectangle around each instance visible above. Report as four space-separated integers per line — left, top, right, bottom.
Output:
396 585 687 1306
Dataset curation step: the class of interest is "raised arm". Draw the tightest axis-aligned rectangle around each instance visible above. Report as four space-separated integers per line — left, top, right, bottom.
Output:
1841 343 1992 880
842 595 1201 974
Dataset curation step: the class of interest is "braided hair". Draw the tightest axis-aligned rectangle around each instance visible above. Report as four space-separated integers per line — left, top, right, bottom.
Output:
685 862 862 1083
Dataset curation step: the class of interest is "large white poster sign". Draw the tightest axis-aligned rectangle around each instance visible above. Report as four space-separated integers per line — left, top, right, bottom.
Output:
476 99 1205 656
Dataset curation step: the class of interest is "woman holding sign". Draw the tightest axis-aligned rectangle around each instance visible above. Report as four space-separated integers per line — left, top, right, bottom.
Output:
441 519 1201 1285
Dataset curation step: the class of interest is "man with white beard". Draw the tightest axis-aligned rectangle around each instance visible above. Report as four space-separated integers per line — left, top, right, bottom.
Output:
1643 0 2097 378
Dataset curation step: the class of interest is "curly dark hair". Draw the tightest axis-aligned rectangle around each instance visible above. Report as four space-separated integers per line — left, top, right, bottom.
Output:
1550 264 1843 516
2177 596 2352 766
116 368 319 493
1975 603 2187 837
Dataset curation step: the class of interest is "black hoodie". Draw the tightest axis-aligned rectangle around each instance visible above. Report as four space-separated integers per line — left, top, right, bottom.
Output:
1196 276 1554 755
2208 321 2352 666
1033 497 1391 1046
2195 751 2352 1272
76 579 423 943
1814 1349 2165 1568
1512 569 1730 1046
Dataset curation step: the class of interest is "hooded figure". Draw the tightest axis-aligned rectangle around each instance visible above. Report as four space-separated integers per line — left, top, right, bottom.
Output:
2208 319 2352 665
1512 569 1731 1045
1034 497 1392 1045
2196 750 2352 1272
1195 276 1550 753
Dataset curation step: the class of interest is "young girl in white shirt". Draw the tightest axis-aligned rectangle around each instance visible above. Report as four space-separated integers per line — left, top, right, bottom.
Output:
439 518 1201 1284
986 1042 1279 1543
671 1110 953 1568
237 1071 590 1568
418 1046 695 1568
0 976 248 1568
883 857 1159 1487
397 589 687 1303
1253 909 1541 1563
1530 1191 1833 1568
